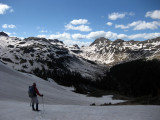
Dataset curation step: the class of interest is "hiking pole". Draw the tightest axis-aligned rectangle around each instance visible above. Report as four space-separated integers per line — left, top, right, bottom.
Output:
30 100 32 107
42 96 45 111
41 96 45 119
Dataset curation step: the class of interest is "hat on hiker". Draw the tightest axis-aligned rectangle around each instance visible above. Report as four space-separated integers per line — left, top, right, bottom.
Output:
33 82 36 86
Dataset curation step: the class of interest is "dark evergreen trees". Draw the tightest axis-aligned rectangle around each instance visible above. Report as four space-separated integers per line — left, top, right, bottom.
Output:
32 58 160 98
108 59 160 97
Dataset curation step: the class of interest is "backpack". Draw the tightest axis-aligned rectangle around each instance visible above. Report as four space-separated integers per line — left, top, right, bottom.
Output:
28 86 35 98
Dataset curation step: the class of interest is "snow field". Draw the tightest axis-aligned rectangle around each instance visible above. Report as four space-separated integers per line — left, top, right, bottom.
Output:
0 62 160 120
0 100 160 120
0 61 123 105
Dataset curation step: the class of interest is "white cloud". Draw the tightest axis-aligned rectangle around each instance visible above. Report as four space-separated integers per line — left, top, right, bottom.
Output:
115 21 141 29
128 21 142 27
73 31 118 40
70 19 88 25
108 12 126 20
65 24 92 32
133 21 160 30
71 31 160 40
117 34 128 39
63 39 91 47
37 33 91 46
104 31 160 40
108 12 135 20
39 30 48 33
2 24 16 29
106 22 113 26
71 31 118 40
115 24 129 29
72 34 86 40
65 19 92 32
38 31 160 47
37 33 71 40
115 21 160 30
145 10 160 19
0 3 13 14
128 33 160 39
104 31 118 39
48 32 71 40
87 31 107 39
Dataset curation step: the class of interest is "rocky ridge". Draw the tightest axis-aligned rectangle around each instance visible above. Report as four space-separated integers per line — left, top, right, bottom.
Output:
0 33 106 81
74 37 160 66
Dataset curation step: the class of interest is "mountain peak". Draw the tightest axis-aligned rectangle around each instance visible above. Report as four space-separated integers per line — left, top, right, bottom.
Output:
24 37 47 41
113 39 124 43
0 32 9 37
90 37 111 46
73 44 80 49
49 39 64 44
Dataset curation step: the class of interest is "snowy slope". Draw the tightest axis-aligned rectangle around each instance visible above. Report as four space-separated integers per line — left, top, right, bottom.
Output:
0 62 121 105
0 61 160 120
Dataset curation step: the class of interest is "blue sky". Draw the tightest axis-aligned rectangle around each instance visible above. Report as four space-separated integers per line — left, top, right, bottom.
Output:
0 0 160 46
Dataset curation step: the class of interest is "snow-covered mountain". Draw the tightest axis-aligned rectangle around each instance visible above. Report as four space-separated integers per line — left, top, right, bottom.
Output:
0 33 107 81
75 37 160 66
1 32 160 81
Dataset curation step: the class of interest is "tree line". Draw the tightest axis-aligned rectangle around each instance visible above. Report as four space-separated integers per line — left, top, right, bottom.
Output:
32 58 160 98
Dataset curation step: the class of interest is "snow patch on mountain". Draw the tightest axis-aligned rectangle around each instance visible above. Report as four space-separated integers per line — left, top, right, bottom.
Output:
72 37 160 65
0 36 107 80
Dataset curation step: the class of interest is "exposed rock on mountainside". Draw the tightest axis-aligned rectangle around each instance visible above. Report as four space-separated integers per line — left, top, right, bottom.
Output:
0 34 107 81
1 32 160 81
1 33 160 99
76 37 160 66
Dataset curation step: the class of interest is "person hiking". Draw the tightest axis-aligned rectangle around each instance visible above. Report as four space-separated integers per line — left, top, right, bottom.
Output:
30 82 43 111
